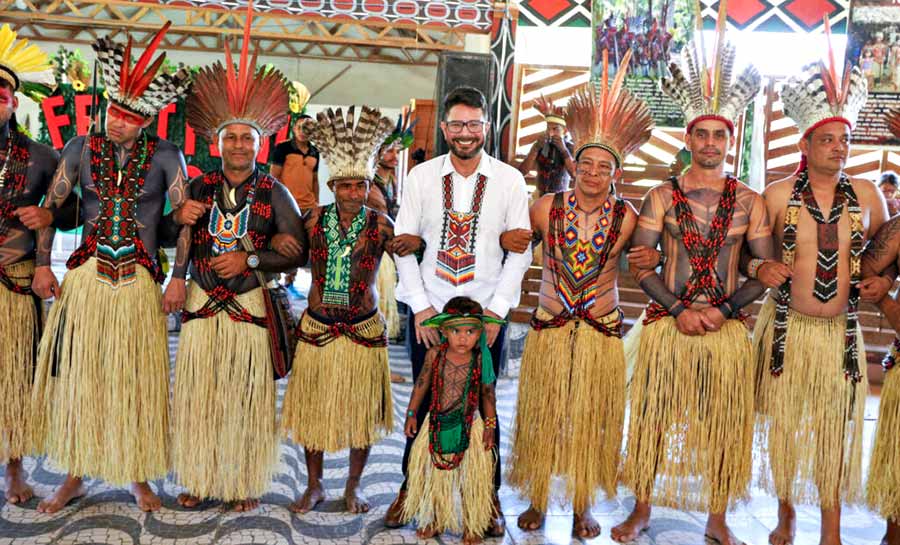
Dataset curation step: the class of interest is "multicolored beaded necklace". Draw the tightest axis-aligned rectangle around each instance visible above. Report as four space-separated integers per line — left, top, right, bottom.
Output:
322 204 368 307
435 172 488 286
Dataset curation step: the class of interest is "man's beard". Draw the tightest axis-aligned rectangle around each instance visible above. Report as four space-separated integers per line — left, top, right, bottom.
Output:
448 137 485 159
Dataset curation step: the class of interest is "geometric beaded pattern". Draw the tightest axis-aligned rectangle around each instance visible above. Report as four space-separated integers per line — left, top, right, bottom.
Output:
435 172 488 286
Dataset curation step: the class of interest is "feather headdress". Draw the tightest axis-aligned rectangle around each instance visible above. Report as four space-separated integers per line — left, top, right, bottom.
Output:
565 49 653 167
383 106 417 150
303 106 394 182
534 94 567 127
780 17 867 139
0 24 55 102
660 0 760 133
186 4 290 139
887 108 900 139
93 21 191 117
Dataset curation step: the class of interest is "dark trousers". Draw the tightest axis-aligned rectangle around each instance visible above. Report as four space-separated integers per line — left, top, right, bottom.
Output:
401 311 505 491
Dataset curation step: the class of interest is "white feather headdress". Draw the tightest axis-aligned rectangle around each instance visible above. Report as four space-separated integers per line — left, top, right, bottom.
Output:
780 18 867 139
304 106 394 182
660 3 760 133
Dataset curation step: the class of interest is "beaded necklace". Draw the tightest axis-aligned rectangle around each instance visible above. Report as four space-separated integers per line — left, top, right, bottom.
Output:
548 191 625 314
0 129 33 295
770 169 864 383
322 204 368 307
435 172 488 286
67 134 162 286
428 343 482 471
644 175 738 323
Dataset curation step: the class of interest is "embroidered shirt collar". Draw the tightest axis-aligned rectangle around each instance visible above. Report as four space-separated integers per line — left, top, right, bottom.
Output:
440 151 492 180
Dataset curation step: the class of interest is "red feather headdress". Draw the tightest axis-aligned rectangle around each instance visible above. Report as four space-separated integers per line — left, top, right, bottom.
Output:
93 21 191 117
186 4 290 139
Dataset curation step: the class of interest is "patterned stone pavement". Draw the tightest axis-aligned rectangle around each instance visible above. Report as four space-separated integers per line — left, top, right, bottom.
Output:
0 274 890 544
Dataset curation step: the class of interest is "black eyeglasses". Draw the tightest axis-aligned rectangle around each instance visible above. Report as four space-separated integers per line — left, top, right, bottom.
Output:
445 120 486 133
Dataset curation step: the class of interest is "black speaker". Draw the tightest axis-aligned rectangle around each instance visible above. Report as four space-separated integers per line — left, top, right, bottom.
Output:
433 52 497 158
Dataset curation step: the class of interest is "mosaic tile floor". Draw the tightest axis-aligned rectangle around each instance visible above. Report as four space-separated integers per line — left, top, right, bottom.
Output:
0 275 890 544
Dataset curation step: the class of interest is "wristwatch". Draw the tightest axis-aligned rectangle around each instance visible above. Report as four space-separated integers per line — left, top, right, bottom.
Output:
246 252 260 269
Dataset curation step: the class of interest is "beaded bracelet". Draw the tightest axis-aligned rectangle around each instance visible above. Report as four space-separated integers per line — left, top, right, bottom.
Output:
483 416 497 429
747 258 767 279
406 409 415 418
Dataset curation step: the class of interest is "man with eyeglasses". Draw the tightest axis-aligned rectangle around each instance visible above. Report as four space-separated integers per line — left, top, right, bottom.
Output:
384 86 532 537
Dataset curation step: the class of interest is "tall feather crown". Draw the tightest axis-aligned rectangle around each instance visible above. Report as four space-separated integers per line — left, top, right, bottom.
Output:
186 5 290 139
887 108 900 139
93 22 191 117
0 24 55 102
660 3 760 133
303 106 394 182
565 49 653 167
534 94 566 127
780 17 867 139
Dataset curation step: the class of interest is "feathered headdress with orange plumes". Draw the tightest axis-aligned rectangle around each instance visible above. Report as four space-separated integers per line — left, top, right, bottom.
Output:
564 49 654 167
780 17 867 139
93 21 191 117
186 4 290 139
660 0 760 133
887 108 900 139
534 94 567 127
0 24 55 102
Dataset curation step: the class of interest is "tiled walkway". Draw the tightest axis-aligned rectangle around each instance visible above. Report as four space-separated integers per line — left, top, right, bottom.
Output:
0 279 890 544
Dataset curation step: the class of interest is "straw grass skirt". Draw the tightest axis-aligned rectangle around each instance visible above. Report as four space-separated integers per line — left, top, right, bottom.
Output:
403 415 496 538
30 258 169 485
171 283 278 501
282 311 392 452
377 256 400 339
753 297 866 508
0 261 41 463
507 308 625 513
621 316 753 512
867 364 900 520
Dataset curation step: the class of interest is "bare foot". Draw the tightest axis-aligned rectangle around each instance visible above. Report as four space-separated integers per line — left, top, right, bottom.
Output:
37 475 85 514
484 494 506 537
769 502 796 545
611 502 651 543
416 525 438 539
706 515 745 545
384 489 406 528
4 460 33 505
232 498 260 512
131 482 161 512
573 510 602 539
345 480 370 513
289 484 324 514
390 372 407 383
462 529 483 544
177 493 202 508
517 505 545 531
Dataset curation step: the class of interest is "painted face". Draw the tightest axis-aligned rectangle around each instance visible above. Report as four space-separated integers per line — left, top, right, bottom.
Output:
441 322 482 355
379 144 399 169
880 182 897 201
217 123 261 172
0 84 17 129
105 103 150 146
800 121 851 175
441 104 486 160
575 146 618 198
331 178 369 216
292 118 309 143
685 119 734 170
